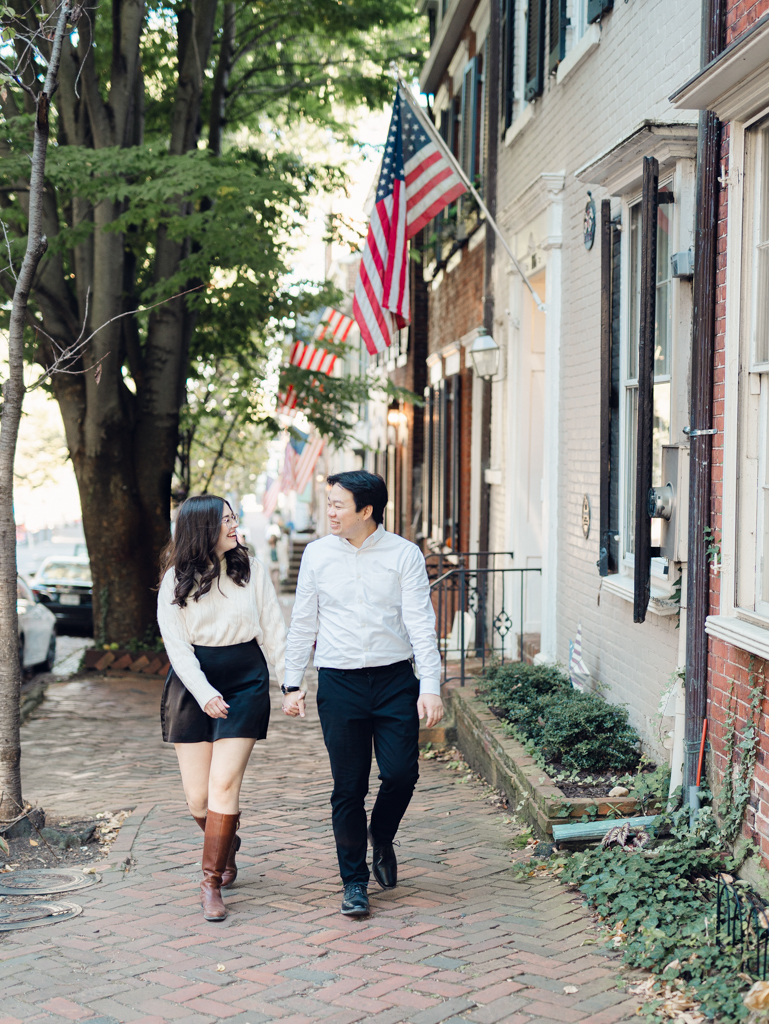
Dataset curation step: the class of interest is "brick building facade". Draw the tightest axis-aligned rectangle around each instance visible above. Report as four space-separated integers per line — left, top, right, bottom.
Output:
673 3 769 868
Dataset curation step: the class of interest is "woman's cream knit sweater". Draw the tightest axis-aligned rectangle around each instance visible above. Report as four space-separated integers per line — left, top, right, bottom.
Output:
157 557 287 710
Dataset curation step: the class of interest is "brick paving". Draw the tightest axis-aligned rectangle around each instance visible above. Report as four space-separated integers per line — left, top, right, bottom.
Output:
0 670 642 1024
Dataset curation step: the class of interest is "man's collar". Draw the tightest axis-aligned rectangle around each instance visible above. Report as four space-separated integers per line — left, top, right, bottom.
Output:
336 522 386 551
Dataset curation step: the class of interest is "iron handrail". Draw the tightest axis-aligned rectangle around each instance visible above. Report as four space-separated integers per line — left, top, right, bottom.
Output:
429 561 543 687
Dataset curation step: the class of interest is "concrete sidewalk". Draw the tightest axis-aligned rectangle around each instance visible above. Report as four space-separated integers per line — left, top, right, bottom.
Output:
0 672 641 1024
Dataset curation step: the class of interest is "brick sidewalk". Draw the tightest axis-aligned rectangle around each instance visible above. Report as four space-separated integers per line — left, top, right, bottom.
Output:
1 672 641 1024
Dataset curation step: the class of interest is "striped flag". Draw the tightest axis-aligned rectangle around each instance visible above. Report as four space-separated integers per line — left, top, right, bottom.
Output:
353 86 466 355
293 435 324 496
276 384 298 417
262 445 297 517
313 307 354 344
288 340 337 375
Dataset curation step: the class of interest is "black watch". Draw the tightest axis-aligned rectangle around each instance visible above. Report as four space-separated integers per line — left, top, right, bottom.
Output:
281 684 302 695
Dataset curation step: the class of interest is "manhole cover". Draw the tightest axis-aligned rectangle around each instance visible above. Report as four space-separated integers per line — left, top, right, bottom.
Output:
0 900 82 930
0 869 100 895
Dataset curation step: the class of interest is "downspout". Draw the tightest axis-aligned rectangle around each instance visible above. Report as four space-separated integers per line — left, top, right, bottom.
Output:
479 0 500 558
684 0 725 794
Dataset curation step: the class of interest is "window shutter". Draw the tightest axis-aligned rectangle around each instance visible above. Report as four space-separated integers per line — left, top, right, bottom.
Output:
633 157 659 623
501 0 515 129
548 0 567 73
460 58 478 181
587 0 613 24
423 386 433 540
525 0 546 101
599 200 612 577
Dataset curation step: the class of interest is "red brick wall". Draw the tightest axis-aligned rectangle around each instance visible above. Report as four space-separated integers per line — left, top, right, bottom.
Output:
726 0 769 42
707 14 769 859
427 244 484 356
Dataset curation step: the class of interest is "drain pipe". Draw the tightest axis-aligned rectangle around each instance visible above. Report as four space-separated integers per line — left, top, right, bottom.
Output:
684 0 724 795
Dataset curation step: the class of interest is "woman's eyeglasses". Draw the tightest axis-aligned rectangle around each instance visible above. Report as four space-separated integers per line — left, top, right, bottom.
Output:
221 514 238 526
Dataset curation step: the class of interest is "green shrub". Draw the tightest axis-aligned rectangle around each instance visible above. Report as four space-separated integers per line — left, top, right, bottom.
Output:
537 690 640 772
477 660 641 773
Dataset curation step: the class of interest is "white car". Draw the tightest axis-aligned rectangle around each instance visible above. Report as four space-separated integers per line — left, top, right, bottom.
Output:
18 575 57 673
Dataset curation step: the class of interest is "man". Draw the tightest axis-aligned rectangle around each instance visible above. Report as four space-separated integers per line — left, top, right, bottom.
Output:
282 471 443 917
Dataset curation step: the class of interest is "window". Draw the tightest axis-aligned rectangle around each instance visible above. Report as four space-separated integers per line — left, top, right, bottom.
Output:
423 375 462 549
623 184 673 560
737 120 769 618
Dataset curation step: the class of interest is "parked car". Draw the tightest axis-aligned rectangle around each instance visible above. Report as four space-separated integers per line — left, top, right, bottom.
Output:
31 555 93 633
18 575 57 672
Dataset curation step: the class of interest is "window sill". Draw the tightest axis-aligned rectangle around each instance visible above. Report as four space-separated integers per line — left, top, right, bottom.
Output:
705 614 769 660
601 573 679 616
556 23 601 87
504 103 534 148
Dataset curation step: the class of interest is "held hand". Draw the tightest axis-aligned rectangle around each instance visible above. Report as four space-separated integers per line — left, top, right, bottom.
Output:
203 695 230 719
417 693 444 729
282 691 306 718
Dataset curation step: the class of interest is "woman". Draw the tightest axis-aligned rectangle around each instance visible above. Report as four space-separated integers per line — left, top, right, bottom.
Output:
157 494 291 922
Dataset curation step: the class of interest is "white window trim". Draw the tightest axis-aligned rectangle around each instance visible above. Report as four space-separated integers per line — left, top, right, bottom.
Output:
711 115 769 645
557 21 600 87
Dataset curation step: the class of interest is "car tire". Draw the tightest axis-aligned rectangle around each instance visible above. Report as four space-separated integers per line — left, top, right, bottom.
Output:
43 631 56 673
18 635 26 677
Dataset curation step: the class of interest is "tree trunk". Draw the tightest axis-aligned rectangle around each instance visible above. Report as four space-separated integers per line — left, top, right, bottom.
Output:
0 0 71 821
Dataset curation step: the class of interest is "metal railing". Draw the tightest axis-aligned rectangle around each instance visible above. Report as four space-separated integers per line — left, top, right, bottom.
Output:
427 551 542 687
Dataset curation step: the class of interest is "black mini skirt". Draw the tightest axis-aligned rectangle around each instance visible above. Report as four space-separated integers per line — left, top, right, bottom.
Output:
161 639 271 744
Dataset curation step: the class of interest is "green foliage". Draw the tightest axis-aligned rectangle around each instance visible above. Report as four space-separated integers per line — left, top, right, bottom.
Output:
478 662 641 773
719 667 765 844
537 690 640 772
0 0 429 451
555 805 756 1021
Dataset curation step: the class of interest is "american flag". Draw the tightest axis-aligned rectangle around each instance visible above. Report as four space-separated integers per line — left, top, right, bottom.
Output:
276 384 298 417
261 432 324 516
313 307 354 344
292 434 324 496
288 340 337 375
353 86 466 355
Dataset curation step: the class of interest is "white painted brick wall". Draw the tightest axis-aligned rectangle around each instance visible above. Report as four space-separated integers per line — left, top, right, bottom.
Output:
491 0 700 759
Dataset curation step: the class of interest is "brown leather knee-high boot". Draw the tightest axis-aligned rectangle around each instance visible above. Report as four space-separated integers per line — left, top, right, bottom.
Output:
193 813 240 888
200 811 239 921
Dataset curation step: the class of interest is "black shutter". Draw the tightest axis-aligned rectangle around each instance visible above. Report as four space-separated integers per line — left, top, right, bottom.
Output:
548 0 567 72
525 0 546 101
587 0 613 24
633 157 659 623
501 0 515 129
599 200 612 577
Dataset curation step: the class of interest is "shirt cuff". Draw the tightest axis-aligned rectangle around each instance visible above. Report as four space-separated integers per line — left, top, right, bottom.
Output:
283 668 306 690
418 677 442 697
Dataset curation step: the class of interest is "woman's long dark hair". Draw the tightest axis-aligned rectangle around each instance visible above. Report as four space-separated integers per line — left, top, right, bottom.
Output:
160 495 250 607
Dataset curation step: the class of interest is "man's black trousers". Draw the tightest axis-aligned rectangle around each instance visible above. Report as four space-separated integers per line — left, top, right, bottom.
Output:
317 659 420 886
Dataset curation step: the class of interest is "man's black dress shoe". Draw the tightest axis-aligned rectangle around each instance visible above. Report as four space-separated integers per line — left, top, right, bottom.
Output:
369 830 398 889
341 883 369 917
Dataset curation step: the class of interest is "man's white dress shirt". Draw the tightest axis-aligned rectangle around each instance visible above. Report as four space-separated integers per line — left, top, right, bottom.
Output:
284 525 442 695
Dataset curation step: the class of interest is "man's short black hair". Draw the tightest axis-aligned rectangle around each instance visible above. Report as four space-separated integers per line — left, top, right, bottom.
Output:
327 471 388 526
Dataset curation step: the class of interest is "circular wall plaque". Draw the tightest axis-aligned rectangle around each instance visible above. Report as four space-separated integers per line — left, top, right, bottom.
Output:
0 900 82 930
583 196 596 250
582 495 591 540
0 868 100 896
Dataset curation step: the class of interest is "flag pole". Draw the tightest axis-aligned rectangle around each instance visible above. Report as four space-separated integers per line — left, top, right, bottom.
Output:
391 64 546 313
